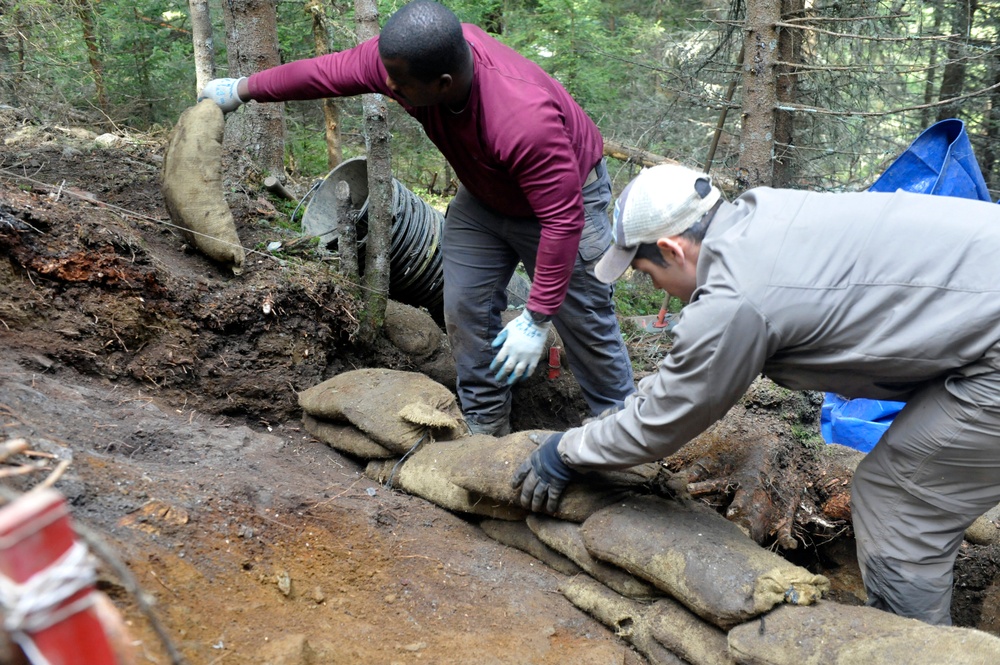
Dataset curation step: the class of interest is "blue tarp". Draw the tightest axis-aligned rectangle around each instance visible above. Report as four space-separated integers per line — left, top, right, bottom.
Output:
868 118 992 203
821 118 994 452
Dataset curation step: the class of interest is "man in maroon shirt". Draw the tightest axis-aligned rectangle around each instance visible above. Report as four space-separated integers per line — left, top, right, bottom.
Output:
201 0 634 435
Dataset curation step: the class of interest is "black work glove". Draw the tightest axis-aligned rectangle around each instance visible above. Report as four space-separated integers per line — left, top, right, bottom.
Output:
511 432 575 513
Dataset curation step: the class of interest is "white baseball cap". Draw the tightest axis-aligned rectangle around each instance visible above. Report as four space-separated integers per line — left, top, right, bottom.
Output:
595 163 720 284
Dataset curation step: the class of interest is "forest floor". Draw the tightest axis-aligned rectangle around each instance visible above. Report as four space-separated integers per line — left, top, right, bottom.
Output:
1 109 1000 664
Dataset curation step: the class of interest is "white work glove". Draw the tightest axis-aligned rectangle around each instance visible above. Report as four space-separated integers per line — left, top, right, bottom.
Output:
490 309 551 385
198 77 247 112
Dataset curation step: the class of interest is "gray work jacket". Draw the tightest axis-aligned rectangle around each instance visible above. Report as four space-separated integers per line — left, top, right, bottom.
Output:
561 187 1000 469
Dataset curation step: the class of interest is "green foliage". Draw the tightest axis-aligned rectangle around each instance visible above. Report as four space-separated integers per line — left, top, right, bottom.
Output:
612 269 680 317
7 0 1000 197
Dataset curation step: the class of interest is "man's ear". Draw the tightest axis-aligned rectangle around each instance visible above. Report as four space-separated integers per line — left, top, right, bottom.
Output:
438 73 454 93
656 237 686 266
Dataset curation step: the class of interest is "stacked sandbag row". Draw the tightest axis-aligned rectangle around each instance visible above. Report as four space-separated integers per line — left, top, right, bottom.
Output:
297 368 1000 665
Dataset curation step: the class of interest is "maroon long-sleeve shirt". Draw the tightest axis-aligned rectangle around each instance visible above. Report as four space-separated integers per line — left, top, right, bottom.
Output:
247 24 604 315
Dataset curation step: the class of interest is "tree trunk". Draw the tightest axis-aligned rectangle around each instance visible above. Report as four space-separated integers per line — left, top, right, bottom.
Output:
306 0 343 169
771 0 803 189
189 0 216 95
921 0 944 129
353 0 390 337
220 0 285 181
0 0 14 104
73 0 110 122
602 138 675 168
982 53 1000 193
131 9 154 126
737 0 781 190
935 0 975 122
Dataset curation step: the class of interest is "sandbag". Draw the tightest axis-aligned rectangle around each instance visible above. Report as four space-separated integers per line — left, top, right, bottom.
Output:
297 368 466 453
562 574 734 665
364 459 401 486
384 300 456 389
582 496 830 629
446 431 655 523
302 413 395 459
161 99 245 274
559 576 688 665
727 600 1000 664
394 440 525 520
478 519 582 576
526 514 659 599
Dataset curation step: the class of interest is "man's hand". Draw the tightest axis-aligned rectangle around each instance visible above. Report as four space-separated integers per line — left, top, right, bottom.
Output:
511 432 575 513
199 77 247 112
490 310 551 385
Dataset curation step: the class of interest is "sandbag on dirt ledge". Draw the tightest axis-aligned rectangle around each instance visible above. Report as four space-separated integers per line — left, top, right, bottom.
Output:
561 575 727 665
728 600 1000 664
582 495 829 629
298 368 466 454
447 431 659 523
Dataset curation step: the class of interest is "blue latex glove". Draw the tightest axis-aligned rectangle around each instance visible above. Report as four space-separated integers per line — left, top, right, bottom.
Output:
511 432 575 513
490 310 551 385
199 77 247 113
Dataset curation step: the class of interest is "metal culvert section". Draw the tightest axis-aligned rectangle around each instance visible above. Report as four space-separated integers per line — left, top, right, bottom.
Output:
301 157 444 319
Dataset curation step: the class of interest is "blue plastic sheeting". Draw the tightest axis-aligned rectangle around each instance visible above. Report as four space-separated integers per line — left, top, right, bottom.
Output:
821 119 993 452
868 118 993 203
821 394 904 453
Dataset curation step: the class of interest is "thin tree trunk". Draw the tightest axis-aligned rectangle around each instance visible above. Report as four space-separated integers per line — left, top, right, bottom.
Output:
936 0 975 122
921 0 944 129
771 0 803 188
981 53 1000 194
189 0 216 95
0 0 14 104
306 0 343 169
737 0 781 190
132 9 154 125
219 0 285 180
353 0 390 337
74 0 110 121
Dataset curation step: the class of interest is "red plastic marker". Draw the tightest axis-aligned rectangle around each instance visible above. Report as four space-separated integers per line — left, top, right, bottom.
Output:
0 489 127 664
547 346 562 380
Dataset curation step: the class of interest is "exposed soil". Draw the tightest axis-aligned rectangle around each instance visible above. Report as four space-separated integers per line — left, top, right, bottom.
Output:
1 111 999 664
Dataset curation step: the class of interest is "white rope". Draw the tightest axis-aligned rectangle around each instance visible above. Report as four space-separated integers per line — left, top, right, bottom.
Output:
0 541 98 665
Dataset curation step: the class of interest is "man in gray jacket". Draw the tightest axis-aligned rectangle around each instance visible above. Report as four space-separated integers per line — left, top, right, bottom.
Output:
513 162 1000 625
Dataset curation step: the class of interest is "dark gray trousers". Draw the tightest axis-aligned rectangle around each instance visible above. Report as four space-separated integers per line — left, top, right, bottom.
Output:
852 343 1000 624
441 159 635 433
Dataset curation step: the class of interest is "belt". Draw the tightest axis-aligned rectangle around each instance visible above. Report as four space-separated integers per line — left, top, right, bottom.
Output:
584 166 599 187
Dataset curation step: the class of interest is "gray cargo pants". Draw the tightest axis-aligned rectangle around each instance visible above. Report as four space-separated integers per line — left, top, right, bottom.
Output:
852 344 1000 625
442 159 635 435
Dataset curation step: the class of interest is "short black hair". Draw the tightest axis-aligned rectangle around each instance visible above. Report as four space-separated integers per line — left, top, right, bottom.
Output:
678 200 719 244
379 1 469 83
634 242 668 268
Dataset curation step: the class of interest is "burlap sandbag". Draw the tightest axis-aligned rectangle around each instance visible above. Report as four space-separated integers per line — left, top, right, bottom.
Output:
728 600 1000 664
582 496 830 629
394 440 526 520
364 459 401 486
479 519 582 576
526 514 659 599
161 99 245 274
562 575 734 665
302 414 395 459
384 300 456 389
560 575 687 665
446 431 656 523
297 368 466 454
